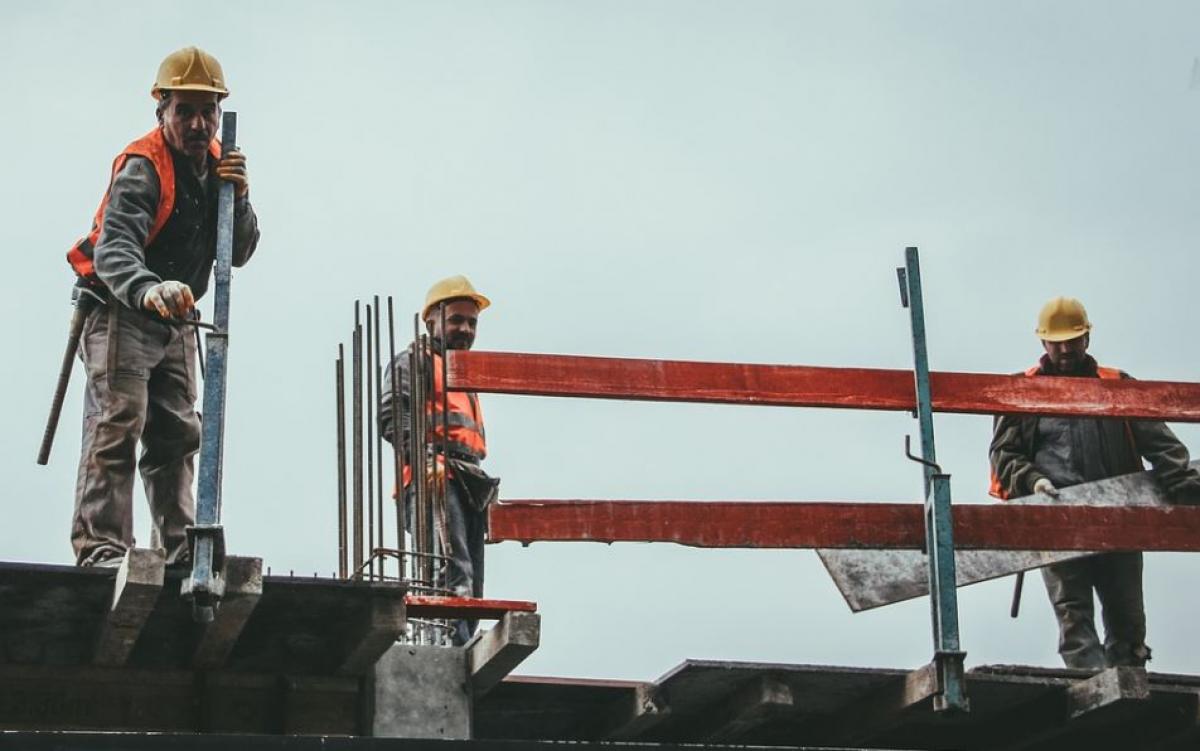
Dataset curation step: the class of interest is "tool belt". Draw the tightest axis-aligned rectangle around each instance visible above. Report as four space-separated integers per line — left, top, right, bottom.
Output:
446 458 500 513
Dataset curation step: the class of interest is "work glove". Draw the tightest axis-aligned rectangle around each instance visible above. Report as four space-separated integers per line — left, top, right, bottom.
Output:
1033 477 1059 498
215 148 250 198
143 280 195 320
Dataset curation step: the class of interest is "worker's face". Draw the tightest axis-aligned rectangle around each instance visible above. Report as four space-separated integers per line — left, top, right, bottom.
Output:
159 91 220 162
427 299 480 351
1042 333 1089 373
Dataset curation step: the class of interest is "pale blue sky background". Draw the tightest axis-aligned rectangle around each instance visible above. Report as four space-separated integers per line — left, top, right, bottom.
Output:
2 1 1198 680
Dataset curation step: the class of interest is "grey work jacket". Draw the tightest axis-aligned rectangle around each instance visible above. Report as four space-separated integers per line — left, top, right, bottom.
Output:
989 355 1200 498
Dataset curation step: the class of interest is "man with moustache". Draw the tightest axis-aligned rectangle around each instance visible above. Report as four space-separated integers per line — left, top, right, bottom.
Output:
381 275 499 646
989 297 1200 669
67 46 260 568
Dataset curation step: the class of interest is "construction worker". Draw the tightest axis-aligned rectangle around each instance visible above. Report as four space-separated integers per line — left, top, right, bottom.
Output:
989 297 1200 669
66 47 260 568
380 275 500 645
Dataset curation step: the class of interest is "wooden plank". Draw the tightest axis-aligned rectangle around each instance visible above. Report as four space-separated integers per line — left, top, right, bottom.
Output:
93 549 164 667
469 611 541 697
448 350 1200 421
193 556 262 669
489 500 1200 551
405 595 537 620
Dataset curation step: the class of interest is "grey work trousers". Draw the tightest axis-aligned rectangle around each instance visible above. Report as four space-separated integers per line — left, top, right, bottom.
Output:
406 479 486 646
72 301 200 565
1041 552 1149 669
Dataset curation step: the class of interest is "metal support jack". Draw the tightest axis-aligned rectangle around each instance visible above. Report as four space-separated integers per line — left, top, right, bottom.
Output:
183 112 237 623
897 246 968 713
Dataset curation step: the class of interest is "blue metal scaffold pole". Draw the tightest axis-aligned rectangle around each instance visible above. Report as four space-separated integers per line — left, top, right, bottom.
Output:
897 246 969 713
183 111 237 623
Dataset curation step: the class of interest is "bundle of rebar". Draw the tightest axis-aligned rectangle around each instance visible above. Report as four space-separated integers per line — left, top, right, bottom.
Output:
334 296 454 644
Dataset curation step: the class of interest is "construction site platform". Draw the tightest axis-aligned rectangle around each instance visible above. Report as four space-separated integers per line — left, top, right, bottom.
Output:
475 660 1200 750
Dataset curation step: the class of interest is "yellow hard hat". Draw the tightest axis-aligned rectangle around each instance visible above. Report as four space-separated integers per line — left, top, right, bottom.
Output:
1036 296 1092 342
151 46 229 100
423 275 491 320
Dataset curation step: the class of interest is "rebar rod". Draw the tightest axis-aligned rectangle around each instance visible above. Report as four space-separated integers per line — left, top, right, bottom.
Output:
440 303 452 582
387 297 405 578
411 315 430 620
352 305 363 579
366 304 376 581
374 296 385 581
336 344 347 579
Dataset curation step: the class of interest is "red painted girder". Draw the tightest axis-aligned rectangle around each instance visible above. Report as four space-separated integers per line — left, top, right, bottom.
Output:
404 595 537 620
447 351 1200 421
488 500 1200 551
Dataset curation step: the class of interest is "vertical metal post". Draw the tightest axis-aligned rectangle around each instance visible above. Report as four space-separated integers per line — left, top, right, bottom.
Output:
366 304 376 581
412 316 430 595
336 345 347 579
898 246 968 713
352 307 363 578
184 112 237 623
374 297 385 580
387 297 405 579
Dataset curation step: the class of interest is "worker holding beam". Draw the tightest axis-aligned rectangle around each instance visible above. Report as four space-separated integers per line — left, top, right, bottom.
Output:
989 297 1200 669
381 275 500 645
64 47 261 568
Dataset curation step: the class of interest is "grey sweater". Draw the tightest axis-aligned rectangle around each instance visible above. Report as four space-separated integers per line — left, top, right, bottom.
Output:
93 149 259 310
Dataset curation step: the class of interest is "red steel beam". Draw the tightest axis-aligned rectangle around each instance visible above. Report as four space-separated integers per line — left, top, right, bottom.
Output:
404 594 537 620
447 351 1200 421
488 500 1200 552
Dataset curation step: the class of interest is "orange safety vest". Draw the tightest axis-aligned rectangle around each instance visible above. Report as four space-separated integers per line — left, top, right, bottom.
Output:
988 363 1126 499
66 127 221 280
401 350 487 487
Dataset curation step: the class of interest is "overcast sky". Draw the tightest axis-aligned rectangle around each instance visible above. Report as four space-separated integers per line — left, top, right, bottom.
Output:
2 0 1199 681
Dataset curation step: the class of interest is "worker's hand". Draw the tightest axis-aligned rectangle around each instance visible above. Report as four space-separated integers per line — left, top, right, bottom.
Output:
1033 477 1060 498
216 148 249 198
143 281 195 320
425 461 445 483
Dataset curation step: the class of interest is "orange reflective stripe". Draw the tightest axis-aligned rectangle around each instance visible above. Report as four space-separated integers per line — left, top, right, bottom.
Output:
67 128 220 280
428 352 487 459
400 352 488 487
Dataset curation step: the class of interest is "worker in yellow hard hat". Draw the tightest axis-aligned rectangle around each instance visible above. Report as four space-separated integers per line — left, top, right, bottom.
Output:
64 46 262 568
381 275 499 645
989 297 1200 668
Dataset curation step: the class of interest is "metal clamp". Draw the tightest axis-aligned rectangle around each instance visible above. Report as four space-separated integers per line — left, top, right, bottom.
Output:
182 523 227 623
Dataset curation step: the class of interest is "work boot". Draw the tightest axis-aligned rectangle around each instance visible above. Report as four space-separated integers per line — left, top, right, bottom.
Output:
80 547 126 569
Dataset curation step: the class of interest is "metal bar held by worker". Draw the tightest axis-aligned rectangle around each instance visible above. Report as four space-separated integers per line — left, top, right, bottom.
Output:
336 344 347 579
183 111 237 623
37 282 98 465
899 246 967 713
